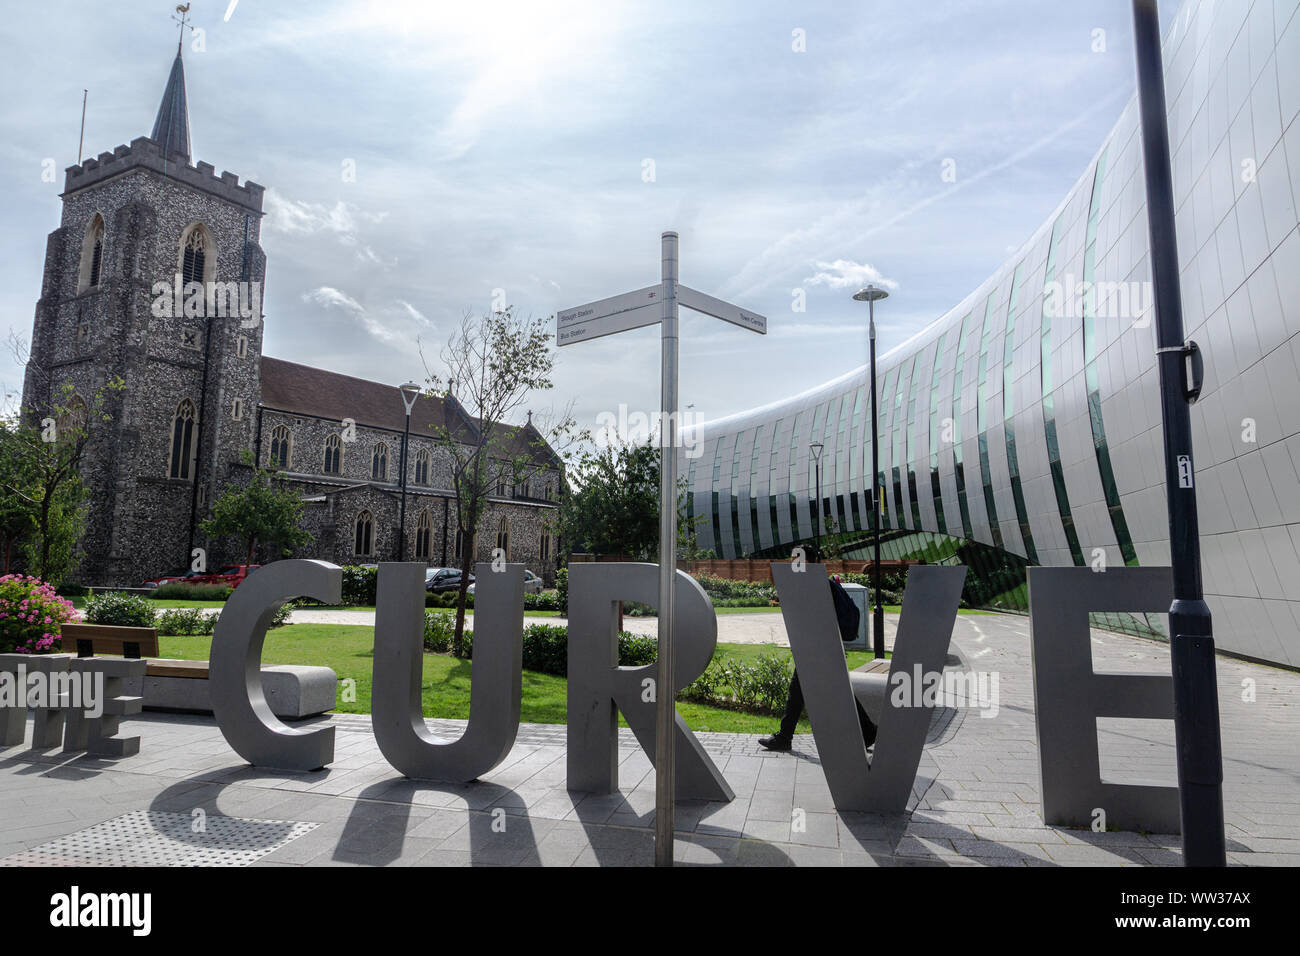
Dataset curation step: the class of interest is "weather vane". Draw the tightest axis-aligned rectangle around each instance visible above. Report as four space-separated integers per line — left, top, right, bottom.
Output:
171 3 194 52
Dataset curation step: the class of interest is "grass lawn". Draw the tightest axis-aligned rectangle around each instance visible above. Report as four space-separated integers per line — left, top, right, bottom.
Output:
154 623 881 734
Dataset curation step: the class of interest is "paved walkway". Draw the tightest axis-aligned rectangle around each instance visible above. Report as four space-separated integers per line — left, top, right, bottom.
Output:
1 614 1296 867
285 607 891 647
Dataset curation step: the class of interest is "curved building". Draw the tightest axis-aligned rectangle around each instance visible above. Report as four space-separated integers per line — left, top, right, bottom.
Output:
683 0 1300 668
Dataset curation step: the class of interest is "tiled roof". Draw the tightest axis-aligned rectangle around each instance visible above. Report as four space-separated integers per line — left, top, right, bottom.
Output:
259 356 558 468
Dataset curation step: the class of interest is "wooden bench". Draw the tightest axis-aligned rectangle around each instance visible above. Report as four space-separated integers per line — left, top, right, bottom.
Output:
59 623 337 720
61 623 160 660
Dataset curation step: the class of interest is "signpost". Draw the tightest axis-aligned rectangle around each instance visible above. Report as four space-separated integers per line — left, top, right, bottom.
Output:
557 231 767 866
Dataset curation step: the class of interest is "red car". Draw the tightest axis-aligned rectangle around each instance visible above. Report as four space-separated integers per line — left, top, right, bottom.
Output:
139 565 261 589
204 565 261 588
139 569 208 589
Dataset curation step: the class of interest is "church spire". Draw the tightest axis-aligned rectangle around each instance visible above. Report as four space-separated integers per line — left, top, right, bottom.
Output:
150 25 192 161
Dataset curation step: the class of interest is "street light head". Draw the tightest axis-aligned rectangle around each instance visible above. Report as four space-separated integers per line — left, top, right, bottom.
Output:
810 441 824 462
398 381 421 414
852 285 890 303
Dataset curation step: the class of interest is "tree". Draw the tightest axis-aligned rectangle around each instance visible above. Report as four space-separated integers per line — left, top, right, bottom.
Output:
554 442 659 559
0 376 122 584
551 440 703 560
200 454 314 567
421 307 580 657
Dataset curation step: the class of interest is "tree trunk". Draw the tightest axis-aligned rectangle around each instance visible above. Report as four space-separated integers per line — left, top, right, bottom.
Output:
246 535 257 570
453 530 474 657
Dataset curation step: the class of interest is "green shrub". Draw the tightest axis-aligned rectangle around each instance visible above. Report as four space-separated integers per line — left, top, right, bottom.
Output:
151 582 233 601
555 567 568 614
523 590 559 611
55 582 88 597
269 603 292 628
691 572 778 606
423 611 455 652
681 651 793 715
155 607 216 636
341 565 378 605
521 623 568 674
83 592 157 629
618 633 657 667
425 590 473 609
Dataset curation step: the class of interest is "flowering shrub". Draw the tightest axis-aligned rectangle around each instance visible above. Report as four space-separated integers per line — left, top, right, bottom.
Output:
0 574 81 654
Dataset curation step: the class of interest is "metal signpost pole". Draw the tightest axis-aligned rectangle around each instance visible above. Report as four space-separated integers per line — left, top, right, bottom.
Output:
1130 0 1225 867
556 232 766 866
655 231 679 867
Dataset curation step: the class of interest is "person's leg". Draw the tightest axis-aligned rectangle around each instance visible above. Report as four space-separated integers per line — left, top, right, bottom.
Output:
857 699 878 749
777 670 804 739
759 670 803 750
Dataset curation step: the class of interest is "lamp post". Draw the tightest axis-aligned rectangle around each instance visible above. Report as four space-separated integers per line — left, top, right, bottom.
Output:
854 284 889 659
1131 0 1224 866
397 381 420 562
810 442 825 559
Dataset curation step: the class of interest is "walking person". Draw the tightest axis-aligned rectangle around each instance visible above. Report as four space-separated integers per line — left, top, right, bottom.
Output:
759 551 877 752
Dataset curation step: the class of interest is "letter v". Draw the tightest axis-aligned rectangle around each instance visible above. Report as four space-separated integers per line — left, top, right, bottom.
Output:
771 563 965 813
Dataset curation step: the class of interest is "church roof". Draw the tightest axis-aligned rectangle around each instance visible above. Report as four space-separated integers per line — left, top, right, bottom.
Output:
260 356 469 437
259 357 561 469
150 50 191 161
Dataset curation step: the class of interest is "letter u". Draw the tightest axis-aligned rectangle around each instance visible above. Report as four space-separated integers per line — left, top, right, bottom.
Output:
371 562 523 782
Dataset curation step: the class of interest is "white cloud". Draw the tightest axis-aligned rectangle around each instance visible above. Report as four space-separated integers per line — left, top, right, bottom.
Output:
396 300 432 326
302 286 401 343
803 260 899 292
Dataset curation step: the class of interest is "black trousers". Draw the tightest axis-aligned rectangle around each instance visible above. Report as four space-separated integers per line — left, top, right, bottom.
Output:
778 669 876 740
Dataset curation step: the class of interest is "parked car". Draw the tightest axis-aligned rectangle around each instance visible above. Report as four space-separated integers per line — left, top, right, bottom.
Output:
204 565 262 588
426 567 473 593
139 569 208 589
467 569 543 595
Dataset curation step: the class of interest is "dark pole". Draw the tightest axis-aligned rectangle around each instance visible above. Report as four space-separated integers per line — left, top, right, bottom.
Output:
814 456 823 557
870 301 884 658
1131 0 1225 867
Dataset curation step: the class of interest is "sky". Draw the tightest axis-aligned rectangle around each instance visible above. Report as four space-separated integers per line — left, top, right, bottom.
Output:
0 0 1178 438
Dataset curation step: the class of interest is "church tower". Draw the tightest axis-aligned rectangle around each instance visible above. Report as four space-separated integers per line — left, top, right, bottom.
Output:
22 38 268 585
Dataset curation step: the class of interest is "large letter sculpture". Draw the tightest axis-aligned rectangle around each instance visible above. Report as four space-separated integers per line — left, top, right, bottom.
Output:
1028 565 1180 833
772 563 966 813
211 559 341 772
372 562 523 781
567 562 733 801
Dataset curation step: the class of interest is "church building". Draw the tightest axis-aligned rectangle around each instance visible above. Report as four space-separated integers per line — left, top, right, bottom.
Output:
21 43 562 587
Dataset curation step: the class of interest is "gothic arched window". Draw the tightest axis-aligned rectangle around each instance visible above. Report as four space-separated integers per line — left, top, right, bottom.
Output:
540 530 550 561
371 442 388 480
495 516 510 560
454 527 466 559
323 434 342 475
179 225 211 286
414 510 433 560
269 424 292 469
354 510 374 556
78 215 106 293
168 399 197 480
414 449 431 485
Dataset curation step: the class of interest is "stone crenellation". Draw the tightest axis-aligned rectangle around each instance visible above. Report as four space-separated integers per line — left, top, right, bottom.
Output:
64 136 265 213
